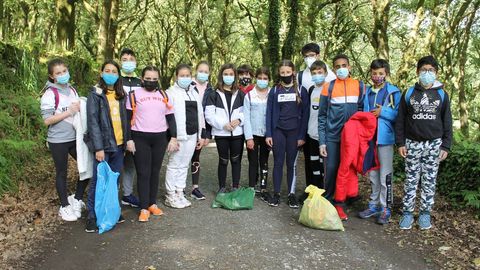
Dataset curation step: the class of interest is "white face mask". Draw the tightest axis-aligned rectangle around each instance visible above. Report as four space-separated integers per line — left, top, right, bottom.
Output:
304 57 316 68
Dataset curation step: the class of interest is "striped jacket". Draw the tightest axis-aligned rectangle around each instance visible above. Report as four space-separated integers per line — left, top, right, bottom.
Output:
318 78 365 145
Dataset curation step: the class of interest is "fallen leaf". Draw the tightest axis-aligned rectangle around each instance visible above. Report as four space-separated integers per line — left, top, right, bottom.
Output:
438 246 451 252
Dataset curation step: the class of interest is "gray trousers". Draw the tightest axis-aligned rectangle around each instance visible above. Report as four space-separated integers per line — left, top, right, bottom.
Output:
120 152 136 196
368 145 394 208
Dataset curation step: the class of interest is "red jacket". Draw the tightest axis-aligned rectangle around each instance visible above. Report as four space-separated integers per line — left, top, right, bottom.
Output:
335 112 378 202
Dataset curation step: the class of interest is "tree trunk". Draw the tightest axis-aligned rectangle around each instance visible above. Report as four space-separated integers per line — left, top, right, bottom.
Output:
457 2 479 137
0 0 4 40
395 0 425 89
267 0 281 80
56 0 76 51
97 0 112 63
105 0 119 60
371 0 390 60
281 0 299 60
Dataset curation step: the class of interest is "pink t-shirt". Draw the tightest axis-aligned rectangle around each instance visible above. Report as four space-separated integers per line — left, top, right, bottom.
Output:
126 88 174 133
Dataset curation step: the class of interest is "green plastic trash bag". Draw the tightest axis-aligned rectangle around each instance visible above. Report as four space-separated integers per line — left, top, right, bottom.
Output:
211 187 255 210
299 185 344 231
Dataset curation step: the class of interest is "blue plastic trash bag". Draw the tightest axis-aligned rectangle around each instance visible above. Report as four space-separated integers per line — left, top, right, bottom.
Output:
95 161 121 234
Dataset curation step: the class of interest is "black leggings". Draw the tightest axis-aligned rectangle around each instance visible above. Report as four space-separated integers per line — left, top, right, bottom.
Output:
132 131 168 209
191 148 202 186
215 136 244 189
247 136 270 188
49 141 89 207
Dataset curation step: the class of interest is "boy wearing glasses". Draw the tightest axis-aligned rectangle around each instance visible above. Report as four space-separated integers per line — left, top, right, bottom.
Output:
395 55 452 230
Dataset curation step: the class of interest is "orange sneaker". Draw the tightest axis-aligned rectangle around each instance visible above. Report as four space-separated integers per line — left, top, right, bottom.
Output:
138 209 150 222
148 204 164 216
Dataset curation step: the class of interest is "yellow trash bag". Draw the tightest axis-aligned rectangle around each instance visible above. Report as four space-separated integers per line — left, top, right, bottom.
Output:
299 185 344 231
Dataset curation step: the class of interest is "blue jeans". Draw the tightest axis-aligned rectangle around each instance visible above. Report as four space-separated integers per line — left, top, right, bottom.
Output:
87 146 125 219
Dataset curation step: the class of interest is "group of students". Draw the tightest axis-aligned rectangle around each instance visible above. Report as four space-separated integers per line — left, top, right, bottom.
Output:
41 42 452 233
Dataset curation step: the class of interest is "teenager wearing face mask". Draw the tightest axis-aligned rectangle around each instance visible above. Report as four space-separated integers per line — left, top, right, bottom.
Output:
126 66 178 222
396 56 452 231
295 43 335 203
165 64 204 208
189 61 213 200
119 48 142 209
265 60 309 208
244 67 272 202
298 60 328 203
318 54 365 221
238 64 255 94
41 58 89 222
204 63 245 193
297 43 336 91
85 60 134 232
358 59 401 225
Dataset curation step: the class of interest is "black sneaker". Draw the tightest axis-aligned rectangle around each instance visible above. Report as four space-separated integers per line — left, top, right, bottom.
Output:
288 193 299 209
298 192 309 205
191 188 206 200
117 214 125 224
260 191 272 203
268 193 280 207
85 217 97 233
217 187 227 194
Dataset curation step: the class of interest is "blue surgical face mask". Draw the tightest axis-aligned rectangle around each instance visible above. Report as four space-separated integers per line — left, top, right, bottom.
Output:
196 72 209 83
56 72 70 85
121 61 136 73
256 79 269 89
336 68 349 80
102 73 119 85
223 75 235 86
178 77 192 89
312 74 326 85
419 71 436 87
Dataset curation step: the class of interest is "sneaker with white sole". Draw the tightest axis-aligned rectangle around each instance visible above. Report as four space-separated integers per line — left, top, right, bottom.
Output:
177 193 192 208
165 194 185 209
67 195 84 219
59 205 77 222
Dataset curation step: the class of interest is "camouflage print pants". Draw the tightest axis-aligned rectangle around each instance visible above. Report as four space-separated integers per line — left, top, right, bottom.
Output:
403 138 442 213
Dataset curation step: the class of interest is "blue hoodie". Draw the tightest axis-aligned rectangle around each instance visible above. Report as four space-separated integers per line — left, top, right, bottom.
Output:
363 82 401 145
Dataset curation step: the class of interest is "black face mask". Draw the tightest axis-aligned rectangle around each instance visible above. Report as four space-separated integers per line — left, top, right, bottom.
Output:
280 75 293 85
239 77 252 86
143 80 159 91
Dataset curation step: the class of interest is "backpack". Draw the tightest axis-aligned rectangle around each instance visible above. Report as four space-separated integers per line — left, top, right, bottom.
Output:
129 89 172 127
308 85 316 97
405 87 445 105
48 86 78 112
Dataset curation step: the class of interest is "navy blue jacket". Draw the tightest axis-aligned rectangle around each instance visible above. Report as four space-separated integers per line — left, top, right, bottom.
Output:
265 84 310 140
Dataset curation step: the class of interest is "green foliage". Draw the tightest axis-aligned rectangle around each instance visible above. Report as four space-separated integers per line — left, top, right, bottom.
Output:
0 139 38 195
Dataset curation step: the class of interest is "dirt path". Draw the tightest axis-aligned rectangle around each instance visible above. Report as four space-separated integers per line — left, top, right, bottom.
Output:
27 146 436 270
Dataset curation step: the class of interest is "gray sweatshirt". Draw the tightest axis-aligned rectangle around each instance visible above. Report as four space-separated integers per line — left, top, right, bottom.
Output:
40 82 78 143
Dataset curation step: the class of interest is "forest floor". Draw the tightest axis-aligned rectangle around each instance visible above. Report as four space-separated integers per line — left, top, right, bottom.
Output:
0 146 479 269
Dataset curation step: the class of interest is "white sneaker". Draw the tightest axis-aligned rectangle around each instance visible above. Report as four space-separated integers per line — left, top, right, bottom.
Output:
58 205 78 221
67 195 84 218
164 194 185 209
177 193 192 208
